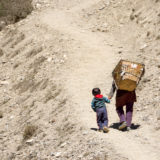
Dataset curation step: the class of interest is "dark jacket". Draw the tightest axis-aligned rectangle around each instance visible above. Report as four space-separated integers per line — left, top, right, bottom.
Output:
109 81 136 107
91 95 110 112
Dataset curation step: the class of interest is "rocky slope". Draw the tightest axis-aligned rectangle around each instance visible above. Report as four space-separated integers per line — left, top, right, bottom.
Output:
0 0 160 160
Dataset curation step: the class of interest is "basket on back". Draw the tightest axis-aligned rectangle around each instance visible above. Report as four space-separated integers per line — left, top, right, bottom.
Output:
112 60 145 91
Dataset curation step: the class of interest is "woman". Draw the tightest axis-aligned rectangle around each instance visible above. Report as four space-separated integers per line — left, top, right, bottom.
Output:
108 81 136 131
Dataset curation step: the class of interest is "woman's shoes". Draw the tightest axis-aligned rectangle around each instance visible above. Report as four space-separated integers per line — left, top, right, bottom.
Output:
119 121 127 130
98 126 109 133
99 125 131 132
119 122 131 131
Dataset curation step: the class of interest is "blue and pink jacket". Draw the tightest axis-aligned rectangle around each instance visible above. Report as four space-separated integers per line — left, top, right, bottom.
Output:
91 95 110 112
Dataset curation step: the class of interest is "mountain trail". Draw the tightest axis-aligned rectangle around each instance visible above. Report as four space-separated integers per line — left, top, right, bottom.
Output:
40 1 160 159
0 0 159 159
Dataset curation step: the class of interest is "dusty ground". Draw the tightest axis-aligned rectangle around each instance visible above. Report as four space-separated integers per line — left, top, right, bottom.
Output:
0 0 160 159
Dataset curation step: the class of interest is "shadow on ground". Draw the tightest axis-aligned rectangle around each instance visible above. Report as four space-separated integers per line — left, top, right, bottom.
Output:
90 123 140 132
90 128 98 131
109 123 141 131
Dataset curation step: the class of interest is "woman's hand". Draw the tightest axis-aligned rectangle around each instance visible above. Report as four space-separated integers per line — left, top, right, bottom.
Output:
108 96 112 100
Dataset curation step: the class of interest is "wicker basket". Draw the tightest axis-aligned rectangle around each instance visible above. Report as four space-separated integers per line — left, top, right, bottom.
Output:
112 60 145 91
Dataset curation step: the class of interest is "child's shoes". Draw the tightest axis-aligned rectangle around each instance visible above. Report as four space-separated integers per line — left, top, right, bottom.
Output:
98 129 103 132
103 126 109 133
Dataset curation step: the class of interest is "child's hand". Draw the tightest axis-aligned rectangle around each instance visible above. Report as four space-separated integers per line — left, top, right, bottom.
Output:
108 96 111 100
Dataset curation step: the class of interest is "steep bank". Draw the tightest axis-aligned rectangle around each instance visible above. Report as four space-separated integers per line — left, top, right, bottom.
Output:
0 0 33 30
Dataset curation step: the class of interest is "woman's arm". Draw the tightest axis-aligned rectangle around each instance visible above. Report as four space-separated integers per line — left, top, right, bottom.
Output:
108 81 116 99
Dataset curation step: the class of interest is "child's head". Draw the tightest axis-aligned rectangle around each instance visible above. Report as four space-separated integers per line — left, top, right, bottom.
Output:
92 88 101 96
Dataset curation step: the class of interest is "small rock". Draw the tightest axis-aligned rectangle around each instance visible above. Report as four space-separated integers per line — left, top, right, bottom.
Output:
60 142 67 148
3 97 11 104
51 152 62 157
28 151 37 159
156 35 160 40
140 44 148 50
78 154 83 158
142 78 151 83
50 119 55 123
36 3 41 9
8 153 15 160
155 125 160 130
0 48 3 57
2 60 7 64
26 139 34 145
10 116 14 119
47 57 52 62
0 81 9 85
0 21 6 30
147 31 151 37
0 21 5 25
17 76 25 81
55 152 61 158
51 152 55 156
103 23 108 28
63 54 67 59
130 14 135 20
142 116 149 121
82 131 88 135
99 6 106 10
0 111 3 118
60 59 65 63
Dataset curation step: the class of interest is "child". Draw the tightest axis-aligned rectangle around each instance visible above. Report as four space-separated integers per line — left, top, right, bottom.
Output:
91 88 110 133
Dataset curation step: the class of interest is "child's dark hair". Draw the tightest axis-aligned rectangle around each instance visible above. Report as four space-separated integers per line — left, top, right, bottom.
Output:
92 88 101 96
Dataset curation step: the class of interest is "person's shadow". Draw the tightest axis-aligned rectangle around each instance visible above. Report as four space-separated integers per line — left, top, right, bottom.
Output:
90 123 140 132
90 128 99 131
109 122 140 131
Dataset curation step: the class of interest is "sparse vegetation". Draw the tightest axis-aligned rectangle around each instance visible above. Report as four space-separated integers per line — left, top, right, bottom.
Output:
83 152 90 157
0 111 3 118
0 0 33 29
0 48 3 57
23 125 37 140
92 155 108 160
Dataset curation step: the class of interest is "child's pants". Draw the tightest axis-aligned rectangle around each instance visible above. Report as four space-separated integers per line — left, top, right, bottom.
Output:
96 107 108 130
116 102 134 127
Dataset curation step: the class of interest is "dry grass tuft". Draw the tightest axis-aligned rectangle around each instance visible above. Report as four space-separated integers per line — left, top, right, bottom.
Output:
0 0 33 29
92 155 108 160
0 48 3 57
23 125 37 140
0 111 3 118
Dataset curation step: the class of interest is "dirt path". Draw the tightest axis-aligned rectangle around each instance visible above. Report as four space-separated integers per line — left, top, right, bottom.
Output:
39 1 160 160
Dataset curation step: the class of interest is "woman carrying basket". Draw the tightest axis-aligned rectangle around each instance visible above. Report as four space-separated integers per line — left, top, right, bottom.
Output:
108 81 136 131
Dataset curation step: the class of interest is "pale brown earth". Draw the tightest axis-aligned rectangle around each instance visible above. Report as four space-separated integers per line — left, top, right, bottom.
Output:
0 0 160 160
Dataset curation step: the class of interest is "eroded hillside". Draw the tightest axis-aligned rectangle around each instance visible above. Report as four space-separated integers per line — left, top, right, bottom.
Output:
0 0 160 160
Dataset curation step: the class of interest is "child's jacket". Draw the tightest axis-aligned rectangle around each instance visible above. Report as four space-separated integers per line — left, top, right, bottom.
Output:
91 95 110 112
